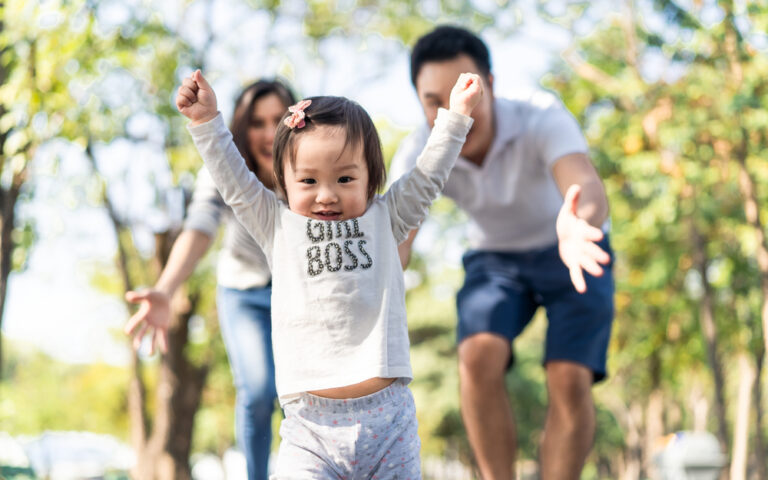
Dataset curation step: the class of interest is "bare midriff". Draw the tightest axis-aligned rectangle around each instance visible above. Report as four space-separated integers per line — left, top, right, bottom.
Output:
308 377 396 399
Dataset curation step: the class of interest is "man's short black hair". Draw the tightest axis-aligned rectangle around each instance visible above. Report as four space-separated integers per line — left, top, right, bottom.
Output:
410 25 492 87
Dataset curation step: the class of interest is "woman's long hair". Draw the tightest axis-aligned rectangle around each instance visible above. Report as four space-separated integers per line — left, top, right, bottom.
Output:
229 79 296 185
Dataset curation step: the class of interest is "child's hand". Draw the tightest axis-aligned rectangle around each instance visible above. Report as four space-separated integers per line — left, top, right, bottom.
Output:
176 70 218 125
449 73 483 117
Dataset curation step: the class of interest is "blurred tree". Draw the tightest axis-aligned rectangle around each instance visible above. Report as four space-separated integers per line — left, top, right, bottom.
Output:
13 0 221 477
77 17 214 480
16 1 768 478
0 0 61 382
0 343 132 436
543 0 768 476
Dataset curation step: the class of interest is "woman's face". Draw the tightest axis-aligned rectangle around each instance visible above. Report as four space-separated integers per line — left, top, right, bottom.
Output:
247 93 288 188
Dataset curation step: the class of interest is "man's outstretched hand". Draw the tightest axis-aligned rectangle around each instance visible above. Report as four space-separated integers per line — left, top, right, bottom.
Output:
556 184 611 293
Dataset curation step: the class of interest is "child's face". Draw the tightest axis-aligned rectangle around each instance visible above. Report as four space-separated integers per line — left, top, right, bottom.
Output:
283 125 369 221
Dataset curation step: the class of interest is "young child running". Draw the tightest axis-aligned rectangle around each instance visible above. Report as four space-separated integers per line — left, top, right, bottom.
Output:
129 69 481 478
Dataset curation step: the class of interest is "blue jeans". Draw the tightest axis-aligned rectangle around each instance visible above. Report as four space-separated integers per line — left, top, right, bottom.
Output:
218 285 277 480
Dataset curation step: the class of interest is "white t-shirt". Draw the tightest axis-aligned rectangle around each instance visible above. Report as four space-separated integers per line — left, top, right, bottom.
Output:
390 94 590 252
188 108 472 403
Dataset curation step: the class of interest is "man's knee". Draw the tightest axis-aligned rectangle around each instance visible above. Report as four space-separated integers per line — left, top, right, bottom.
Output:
458 333 511 385
546 361 594 411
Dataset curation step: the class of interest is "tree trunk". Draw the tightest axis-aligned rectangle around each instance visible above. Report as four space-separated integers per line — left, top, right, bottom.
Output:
86 143 209 478
128 227 210 480
734 139 768 367
752 345 767 480
731 127 768 480
644 352 663 479
690 382 710 433
645 389 664 479
128 349 149 450
730 352 756 480
0 182 19 382
85 142 150 459
134 300 208 480
690 222 730 452
0 7 14 383
604 398 643 480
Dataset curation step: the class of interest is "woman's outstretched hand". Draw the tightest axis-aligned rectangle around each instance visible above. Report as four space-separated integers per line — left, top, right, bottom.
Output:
449 72 483 117
124 289 171 354
176 69 218 126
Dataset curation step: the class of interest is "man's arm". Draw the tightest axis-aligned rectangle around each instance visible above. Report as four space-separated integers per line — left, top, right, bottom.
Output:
551 152 611 293
551 152 608 227
386 74 479 246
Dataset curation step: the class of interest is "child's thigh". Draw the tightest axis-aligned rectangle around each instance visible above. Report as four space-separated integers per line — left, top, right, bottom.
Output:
271 406 342 480
270 436 339 480
356 384 422 479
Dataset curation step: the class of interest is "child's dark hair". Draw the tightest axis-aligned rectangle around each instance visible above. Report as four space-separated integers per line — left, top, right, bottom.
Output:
410 25 492 87
273 96 386 201
230 79 296 181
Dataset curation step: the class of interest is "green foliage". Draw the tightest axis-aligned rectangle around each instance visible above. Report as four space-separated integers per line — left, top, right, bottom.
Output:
0 466 37 480
300 0 499 45
544 0 768 469
0 342 131 438
9 0 768 475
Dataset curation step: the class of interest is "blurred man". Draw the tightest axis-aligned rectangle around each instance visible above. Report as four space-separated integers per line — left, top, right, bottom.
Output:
390 26 614 480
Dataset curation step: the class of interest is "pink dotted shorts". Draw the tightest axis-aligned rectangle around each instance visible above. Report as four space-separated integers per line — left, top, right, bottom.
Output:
271 379 421 479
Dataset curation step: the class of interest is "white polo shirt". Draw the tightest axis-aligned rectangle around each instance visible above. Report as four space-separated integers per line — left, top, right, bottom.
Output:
390 94 590 252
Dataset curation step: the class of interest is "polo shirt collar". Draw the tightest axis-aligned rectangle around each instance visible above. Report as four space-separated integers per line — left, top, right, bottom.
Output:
455 97 522 170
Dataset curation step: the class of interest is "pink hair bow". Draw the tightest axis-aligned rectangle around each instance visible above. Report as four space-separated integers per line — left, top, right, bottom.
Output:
284 99 312 129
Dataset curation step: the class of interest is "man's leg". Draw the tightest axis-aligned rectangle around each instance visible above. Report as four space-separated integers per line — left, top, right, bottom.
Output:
539 361 595 480
458 333 516 480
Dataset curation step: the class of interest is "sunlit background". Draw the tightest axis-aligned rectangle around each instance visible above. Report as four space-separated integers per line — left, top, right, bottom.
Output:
1 0 768 479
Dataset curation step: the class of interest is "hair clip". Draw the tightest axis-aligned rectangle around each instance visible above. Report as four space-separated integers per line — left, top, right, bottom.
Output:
284 99 312 129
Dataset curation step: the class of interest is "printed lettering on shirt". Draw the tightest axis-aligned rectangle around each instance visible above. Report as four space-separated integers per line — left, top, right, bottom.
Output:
305 219 372 277
307 245 324 276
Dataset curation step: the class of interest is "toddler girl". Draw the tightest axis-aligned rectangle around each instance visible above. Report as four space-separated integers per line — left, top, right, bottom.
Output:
134 69 481 479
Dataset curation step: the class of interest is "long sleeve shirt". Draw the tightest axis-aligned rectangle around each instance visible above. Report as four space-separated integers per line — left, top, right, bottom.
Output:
183 166 271 290
189 108 472 403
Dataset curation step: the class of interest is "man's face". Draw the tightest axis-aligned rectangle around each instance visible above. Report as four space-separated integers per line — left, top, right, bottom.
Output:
415 54 494 165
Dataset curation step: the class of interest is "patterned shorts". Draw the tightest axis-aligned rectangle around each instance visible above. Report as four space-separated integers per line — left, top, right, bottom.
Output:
271 379 421 479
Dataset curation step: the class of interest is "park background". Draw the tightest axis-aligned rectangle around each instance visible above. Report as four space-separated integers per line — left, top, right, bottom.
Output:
1 0 767 478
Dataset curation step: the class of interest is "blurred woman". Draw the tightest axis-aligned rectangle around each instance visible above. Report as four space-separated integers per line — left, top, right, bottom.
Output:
125 79 296 480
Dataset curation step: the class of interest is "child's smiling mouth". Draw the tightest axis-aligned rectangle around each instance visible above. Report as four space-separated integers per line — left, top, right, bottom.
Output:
313 210 342 221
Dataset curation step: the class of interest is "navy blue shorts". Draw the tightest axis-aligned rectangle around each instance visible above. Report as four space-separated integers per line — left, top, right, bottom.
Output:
456 236 615 382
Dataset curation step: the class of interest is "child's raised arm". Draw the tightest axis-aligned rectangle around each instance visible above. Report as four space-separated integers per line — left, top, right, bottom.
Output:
176 70 219 126
178 71 279 253
449 73 483 117
385 73 481 243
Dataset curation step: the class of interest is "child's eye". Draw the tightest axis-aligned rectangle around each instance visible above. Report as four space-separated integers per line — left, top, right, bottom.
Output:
338 176 353 184
301 178 316 185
